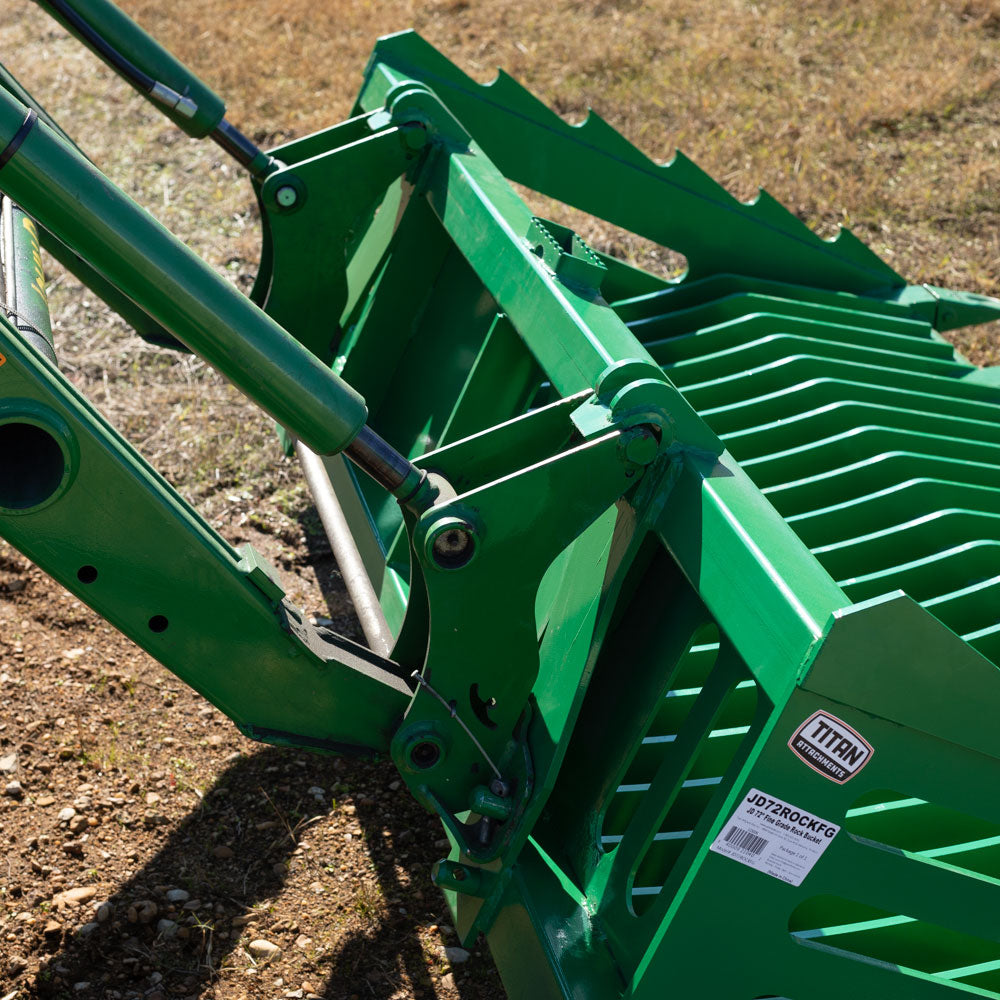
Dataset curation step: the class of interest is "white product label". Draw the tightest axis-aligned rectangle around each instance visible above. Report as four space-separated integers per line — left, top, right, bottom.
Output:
709 788 839 886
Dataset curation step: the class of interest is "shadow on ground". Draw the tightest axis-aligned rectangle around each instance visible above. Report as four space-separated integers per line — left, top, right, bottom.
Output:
39 747 500 1000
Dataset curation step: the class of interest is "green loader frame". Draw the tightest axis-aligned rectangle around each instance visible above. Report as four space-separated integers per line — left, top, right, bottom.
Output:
5 3 1000 997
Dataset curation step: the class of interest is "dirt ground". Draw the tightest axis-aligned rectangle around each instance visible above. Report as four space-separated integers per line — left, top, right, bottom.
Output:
3 1 1000 999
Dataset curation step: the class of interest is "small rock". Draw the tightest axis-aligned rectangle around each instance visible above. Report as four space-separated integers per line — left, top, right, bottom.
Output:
145 792 161 806
444 946 471 964
95 902 113 923
5 779 24 799
61 839 85 857
440 973 455 990
165 889 189 903
126 900 157 924
36 795 56 806
231 913 254 927
43 919 62 937
212 845 233 860
68 815 88 834
156 918 178 937
8 955 28 976
77 922 99 937
57 886 97 906
57 807 76 823
388 780 401 791
307 786 325 801
73 982 91 992
284 991 304 998
294 934 313 950
248 939 281 962
0 752 17 773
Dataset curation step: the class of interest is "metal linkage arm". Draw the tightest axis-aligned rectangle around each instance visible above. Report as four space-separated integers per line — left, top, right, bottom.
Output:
0 312 413 755
0 86 429 512
0 87 365 456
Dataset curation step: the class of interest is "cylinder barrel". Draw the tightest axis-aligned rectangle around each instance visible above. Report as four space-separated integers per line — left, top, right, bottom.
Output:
0 89 369 457
33 0 225 138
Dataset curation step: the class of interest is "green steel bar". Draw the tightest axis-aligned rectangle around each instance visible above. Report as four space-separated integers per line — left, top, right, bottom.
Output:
0 87 368 458
0 313 412 755
32 0 275 174
425 144 650 396
655 449 848 702
0 58 201 349
359 33 905 297
0 61 76 147
32 0 225 139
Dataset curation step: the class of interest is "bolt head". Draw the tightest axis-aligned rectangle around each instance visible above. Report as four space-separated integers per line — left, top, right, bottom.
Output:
275 185 298 208
622 428 659 466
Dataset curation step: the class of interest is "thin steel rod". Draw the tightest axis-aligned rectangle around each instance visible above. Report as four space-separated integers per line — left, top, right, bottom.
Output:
295 440 395 660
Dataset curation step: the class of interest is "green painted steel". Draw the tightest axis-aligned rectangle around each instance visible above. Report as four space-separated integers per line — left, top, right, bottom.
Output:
0 86 368 458
33 0 225 137
5 8 1000 998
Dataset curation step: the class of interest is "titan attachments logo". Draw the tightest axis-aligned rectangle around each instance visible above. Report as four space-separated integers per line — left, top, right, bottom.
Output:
788 711 873 784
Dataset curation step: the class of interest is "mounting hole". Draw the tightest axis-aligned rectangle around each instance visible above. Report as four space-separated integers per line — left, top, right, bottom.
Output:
148 615 169 633
77 565 98 584
409 740 441 770
427 519 478 570
0 421 66 510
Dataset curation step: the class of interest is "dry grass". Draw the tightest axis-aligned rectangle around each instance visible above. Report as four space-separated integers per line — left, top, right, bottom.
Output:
9 0 1000 308
121 0 1000 291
